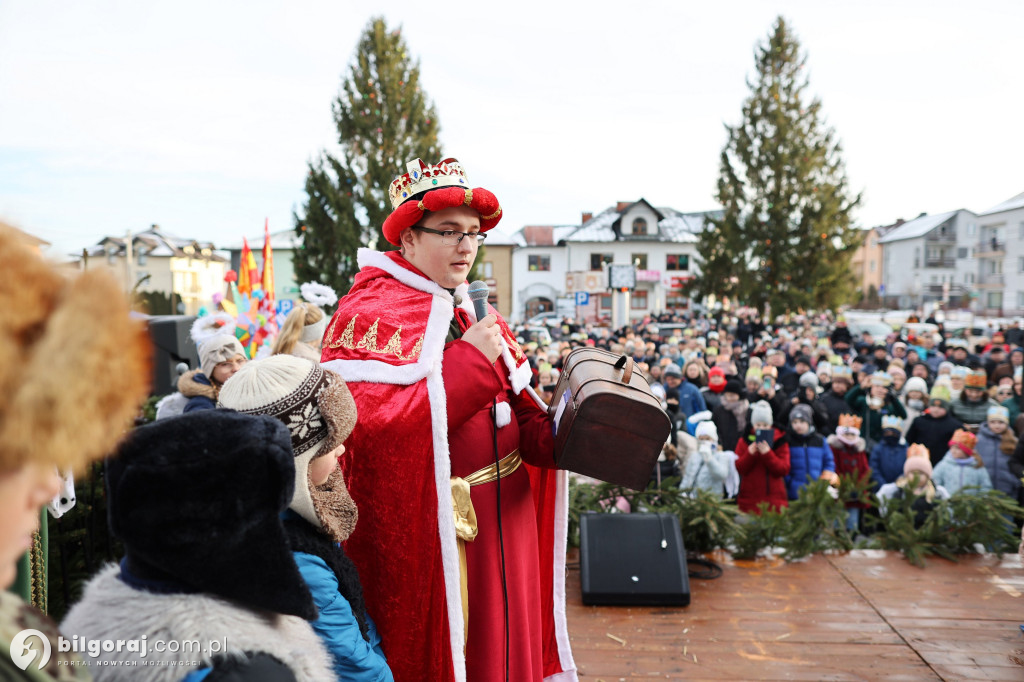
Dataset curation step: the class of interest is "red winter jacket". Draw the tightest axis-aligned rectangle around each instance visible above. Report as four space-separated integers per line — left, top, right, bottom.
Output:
735 427 790 514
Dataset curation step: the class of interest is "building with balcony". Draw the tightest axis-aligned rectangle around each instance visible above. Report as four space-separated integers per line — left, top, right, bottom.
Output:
878 209 977 309
78 224 227 315
977 190 1024 316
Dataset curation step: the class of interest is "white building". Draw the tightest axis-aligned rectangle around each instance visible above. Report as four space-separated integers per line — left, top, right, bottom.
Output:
976 190 1024 316
878 209 977 309
79 224 227 315
508 199 717 324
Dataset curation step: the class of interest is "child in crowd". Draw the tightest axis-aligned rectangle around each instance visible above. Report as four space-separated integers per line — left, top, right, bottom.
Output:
272 300 329 362
932 429 993 496
900 376 929 431
784 403 836 500
62 411 336 681
905 385 963 467
869 415 906 489
846 371 907 446
976 405 1021 500
0 224 150 681
181 334 248 412
828 414 871 532
877 444 950 527
680 419 730 496
951 369 998 429
218 355 393 682
734 400 790 513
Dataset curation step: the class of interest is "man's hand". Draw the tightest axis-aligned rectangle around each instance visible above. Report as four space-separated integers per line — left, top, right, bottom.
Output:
462 314 503 363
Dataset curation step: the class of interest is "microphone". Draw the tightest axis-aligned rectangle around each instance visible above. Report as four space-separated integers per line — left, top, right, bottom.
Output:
468 280 490 322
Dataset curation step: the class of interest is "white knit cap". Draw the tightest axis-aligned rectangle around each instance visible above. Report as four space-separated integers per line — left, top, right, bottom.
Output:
695 420 718 441
751 400 773 426
199 334 246 379
217 355 358 537
904 376 928 395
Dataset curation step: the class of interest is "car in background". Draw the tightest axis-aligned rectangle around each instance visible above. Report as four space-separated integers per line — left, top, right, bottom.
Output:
525 311 561 327
515 325 552 347
845 319 894 343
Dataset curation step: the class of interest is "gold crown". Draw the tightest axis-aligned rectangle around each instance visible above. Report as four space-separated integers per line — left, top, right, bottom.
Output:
388 158 469 210
838 414 862 430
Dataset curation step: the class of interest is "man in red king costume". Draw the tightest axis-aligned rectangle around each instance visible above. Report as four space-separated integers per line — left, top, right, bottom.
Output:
320 157 577 682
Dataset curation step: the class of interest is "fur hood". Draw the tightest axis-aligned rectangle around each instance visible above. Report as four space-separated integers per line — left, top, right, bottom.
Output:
177 369 218 400
61 565 334 682
827 434 867 451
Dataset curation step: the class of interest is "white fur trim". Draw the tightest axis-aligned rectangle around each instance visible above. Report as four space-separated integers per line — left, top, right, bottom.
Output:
425 355 466 682
61 565 334 682
494 401 512 428
358 248 448 297
550 469 578 680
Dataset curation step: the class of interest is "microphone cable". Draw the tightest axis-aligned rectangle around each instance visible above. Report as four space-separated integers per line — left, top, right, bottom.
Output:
491 398 510 682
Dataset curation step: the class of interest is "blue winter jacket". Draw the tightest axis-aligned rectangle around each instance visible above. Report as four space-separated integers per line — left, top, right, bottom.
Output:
932 451 993 496
784 430 835 500
975 422 1022 499
677 380 708 421
294 550 393 682
869 438 907 488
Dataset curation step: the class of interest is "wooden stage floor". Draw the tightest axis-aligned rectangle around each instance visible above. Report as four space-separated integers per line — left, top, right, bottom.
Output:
564 549 1024 681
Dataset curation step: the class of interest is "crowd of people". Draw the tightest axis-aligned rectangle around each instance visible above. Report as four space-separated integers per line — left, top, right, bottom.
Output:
520 311 1024 533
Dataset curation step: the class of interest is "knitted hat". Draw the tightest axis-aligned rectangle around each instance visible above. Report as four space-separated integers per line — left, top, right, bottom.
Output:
904 376 928 396
904 449 933 478
382 158 502 245
789 403 813 425
965 369 987 389
950 365 968 378
799 371 819 388
937 361 954 375
694 420 718 442
663 363 682 378
988 405 1010 423
751 400 773 426
881 414 903 431
745 366 762 383
0 222 151 473
218 355 359 542
870 372 892 387
723 377 746 398
199 334 246 379
107 410 317 620
929 383 952 410
707 366 727 392
816 362 833 377
949 429 977 457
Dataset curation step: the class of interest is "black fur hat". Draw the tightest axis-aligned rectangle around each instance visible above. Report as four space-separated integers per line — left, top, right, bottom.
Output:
107 409 317 620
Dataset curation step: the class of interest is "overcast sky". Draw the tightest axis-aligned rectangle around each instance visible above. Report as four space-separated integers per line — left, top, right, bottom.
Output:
1 0 1021 258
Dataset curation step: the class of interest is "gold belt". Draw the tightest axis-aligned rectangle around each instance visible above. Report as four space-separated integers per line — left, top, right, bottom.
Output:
450 449 522 644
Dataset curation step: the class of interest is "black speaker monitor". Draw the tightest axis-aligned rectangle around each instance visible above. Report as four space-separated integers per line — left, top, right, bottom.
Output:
147 315 199 396
580 512 690 606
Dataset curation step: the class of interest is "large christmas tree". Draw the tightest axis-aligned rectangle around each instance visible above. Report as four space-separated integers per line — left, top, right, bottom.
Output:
294 17 442 295
692 17 862 316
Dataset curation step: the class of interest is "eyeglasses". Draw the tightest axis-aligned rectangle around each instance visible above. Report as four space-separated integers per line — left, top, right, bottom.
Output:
412 226 486 246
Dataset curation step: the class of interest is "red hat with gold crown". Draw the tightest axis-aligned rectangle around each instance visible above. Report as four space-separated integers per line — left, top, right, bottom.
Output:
381 157 502 245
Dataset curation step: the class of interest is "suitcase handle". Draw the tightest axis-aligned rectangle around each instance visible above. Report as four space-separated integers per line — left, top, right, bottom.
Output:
613 355 634 384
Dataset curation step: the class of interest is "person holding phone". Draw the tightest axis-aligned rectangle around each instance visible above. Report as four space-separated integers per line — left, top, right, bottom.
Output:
680 420 730 497
734 400 790 513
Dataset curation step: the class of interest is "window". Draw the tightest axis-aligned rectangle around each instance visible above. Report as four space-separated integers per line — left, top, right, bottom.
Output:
631 253 648 270
967 223 976 236
631 218 647 235
590 253 613 271
930 275 937 284
666 254 689 271
958 247 968 259
483 261 494 278
528 255 550 272
1019 257 1024 274
631 290 648 309
137 250 146 266
1019 222 1024 241
987 291 1003 308
1018 291 1024 309
599 294 612 311
869 260 876 272
914 247 920 268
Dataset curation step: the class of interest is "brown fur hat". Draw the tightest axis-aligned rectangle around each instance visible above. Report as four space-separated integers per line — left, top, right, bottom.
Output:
0 222 151 473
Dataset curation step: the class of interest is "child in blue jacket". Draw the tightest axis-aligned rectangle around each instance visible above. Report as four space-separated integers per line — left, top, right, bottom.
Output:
869 415 907 490
784 403 837 500
220 355 393 682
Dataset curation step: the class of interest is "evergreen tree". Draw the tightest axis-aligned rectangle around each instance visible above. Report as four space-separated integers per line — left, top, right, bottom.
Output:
691 17 862 316
294 17 442 294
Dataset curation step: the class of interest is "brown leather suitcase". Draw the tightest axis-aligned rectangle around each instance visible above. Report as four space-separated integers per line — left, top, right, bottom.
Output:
549 348 671 490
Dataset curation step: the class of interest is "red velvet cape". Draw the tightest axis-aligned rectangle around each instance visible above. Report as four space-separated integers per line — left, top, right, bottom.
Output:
321 248 577 682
